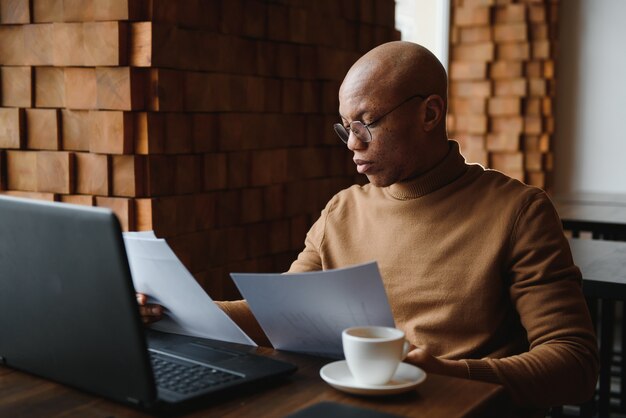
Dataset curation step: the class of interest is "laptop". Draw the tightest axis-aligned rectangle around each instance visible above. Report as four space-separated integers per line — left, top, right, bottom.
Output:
0 195 297 412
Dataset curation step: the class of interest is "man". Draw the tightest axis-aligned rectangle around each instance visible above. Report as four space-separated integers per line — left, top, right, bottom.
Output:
140 41 598 410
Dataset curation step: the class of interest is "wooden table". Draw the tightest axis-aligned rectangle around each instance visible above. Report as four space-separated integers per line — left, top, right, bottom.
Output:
0 347 509 418
570 238 626 417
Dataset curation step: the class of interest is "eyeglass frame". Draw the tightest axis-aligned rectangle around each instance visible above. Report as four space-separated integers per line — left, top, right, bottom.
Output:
333 93 427 144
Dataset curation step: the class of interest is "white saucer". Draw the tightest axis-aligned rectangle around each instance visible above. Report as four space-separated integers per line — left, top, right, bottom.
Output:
320 360 426 396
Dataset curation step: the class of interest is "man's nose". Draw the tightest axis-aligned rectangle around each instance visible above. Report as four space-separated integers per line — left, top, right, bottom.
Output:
346 130 367 151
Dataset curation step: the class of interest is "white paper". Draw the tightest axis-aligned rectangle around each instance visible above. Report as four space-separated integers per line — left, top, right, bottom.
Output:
123 233 256 346
231 262 394 358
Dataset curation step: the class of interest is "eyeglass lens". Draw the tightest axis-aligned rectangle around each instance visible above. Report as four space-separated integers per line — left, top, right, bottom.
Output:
333 122 371 144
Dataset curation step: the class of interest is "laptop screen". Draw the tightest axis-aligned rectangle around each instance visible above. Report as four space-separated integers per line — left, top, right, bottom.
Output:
0 196 156 405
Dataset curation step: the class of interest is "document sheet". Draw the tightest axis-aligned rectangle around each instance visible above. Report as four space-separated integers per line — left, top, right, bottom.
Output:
123 232 256 346
231 262 394 358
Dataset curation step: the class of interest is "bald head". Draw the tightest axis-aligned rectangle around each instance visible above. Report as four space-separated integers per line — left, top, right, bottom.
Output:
340 41 448 111
337 42 451 187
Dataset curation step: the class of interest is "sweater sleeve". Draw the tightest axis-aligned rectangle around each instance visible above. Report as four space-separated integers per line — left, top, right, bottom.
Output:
465 192 599 407
287 195 335 273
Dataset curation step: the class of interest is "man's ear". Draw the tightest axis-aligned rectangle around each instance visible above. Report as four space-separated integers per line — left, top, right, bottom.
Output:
422 95 445 132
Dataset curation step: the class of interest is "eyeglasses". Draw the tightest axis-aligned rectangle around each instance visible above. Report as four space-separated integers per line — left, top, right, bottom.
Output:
333 93 426 144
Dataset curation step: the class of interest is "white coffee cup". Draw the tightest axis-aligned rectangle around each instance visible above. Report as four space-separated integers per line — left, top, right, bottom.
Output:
342 326 410 386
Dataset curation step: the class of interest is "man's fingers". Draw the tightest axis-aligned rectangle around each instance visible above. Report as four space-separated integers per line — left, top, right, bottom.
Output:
139 304 163 319
136 293 146 305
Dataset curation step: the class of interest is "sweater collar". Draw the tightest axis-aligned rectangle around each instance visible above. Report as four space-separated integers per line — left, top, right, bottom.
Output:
385 140 468 200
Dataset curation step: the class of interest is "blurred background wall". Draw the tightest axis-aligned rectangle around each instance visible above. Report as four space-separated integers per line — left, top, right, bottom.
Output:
0 0 398 299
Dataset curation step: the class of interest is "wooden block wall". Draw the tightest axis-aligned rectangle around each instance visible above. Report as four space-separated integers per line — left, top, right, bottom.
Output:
0 0 398 299
448 0 558 190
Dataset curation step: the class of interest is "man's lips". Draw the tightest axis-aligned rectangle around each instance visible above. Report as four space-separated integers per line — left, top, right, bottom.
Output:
354 159 373 174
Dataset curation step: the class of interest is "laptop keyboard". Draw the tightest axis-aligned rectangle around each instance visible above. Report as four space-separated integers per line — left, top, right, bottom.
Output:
150 352 243 395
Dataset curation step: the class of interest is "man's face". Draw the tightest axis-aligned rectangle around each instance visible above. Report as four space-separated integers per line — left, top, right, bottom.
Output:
338 90 426 188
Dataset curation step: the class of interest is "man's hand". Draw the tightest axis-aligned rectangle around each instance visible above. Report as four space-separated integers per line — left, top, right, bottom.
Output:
405 346 469 379
136 293 164 324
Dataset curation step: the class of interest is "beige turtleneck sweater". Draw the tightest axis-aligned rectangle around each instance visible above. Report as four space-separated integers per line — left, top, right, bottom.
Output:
219 141 598 408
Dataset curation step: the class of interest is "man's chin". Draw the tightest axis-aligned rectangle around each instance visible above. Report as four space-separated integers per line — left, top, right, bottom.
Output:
365 174 393 188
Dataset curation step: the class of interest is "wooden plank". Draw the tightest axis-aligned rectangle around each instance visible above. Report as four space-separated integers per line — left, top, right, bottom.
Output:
135 197 153 231
494 4 526 24
0 108 24 149
203 153 228 191
34 67 65 108
525 61 543 78
488 97 521 116
454 6 490 27
240 187 264 224
135 22 180 68
524 116 543 135
74 152 110 195
52 22 84 66
62 0 94 21
0 26 24 65
449 98 486 115
449 81 491 98
532 40 550 59
458 26 492 44
524 151 544 171
0 190 56 201
164 112 192 154
0 66 32 107
0 0 30 24
25 109 60 150
264 0 291 42
192 113 217 153
526 171 545 189
453 115 488 134
60 109 90 151
528 78 547 96
146 155 175 196
528 4 546 23
494 79 527 97
32 0 63 22
6 150 37 191
23 23 55 65
96 67 145 110
449 61 487 80
451 42 495 61
129 21 153 67
175 154 203 194
489 61 522 79
95 196 135 231
490 152 524 173
60 194 94 206
524 134 550 153
64 67 97 109
146 68 186 111
491 116 524 133
36 151 74 194
147 0 178 24
182 71 220 112
134 112 165 154
93 0 145 21
90 111 133 154
493 23 527 42
84 21 128 66
112 154 146 197
496 42 530 61
487 132 520 151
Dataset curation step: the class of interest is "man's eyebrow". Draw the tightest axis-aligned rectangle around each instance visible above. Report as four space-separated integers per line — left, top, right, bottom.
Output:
338 110 366 124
